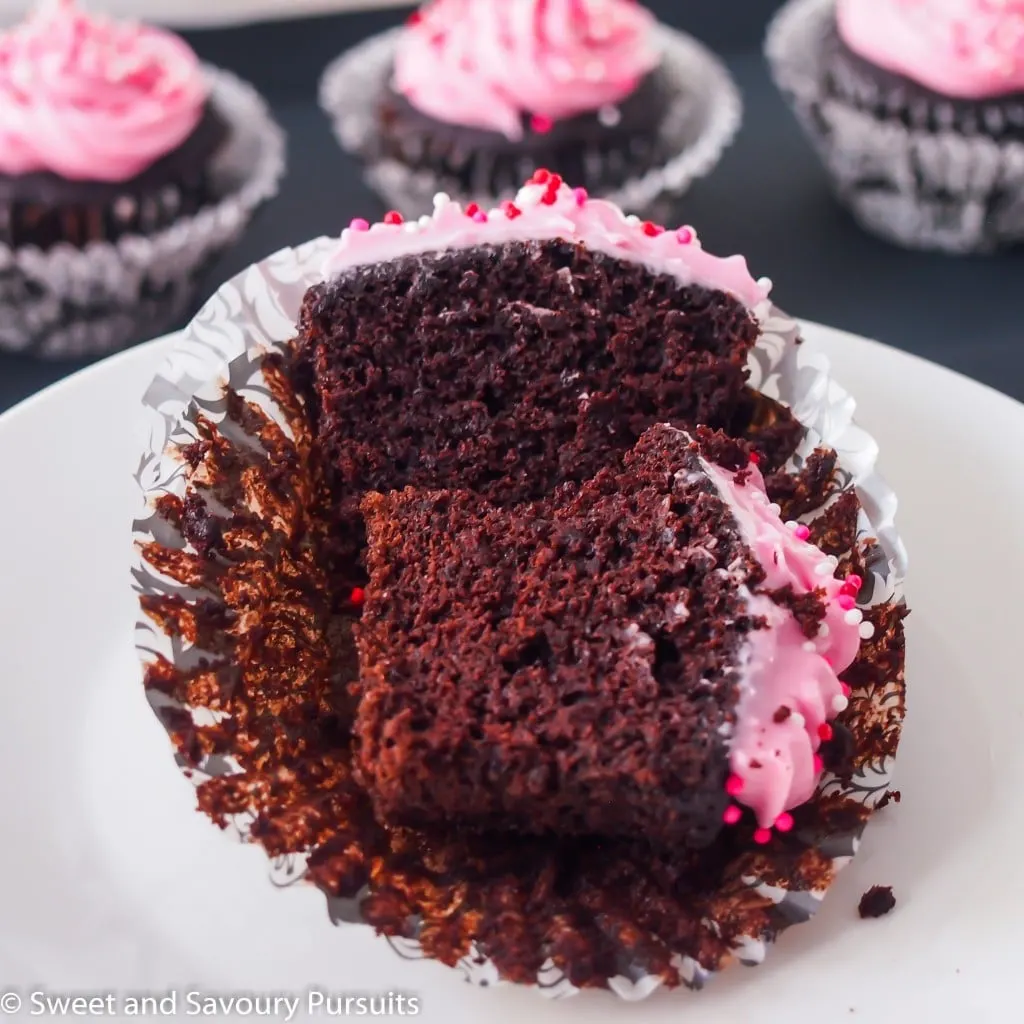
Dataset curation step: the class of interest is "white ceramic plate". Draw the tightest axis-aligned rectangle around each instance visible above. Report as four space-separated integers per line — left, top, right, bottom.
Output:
0 326 1018 1022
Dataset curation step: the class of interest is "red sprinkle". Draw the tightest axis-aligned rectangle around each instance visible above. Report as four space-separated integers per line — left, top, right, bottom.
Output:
529 168 552 184
775 812 794 833
813 755 825 774
748 451 760 466
501 201 523 220
723 805 742 825
845 574 864 591
530 114 554 133
818 722 834 742
725 773 744 796
383 210 404 225
349 586 366 607
641 221 664 237
753 828 773 845
407 10 422 24
841 682 852 697
465 202 481 217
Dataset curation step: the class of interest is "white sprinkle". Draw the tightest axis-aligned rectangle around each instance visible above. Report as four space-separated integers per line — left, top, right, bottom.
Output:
768 503 782 516
802 641 817 653
790 711 806 729
814 560 832 576
598 104 622 127
844 609 863 626
626 214 641 226
859 620 876 640
403 222 420 233
785 520 800 531
826 555 840 568
818 623 831 638
752 490 768 504
418 215 431 227
757 276 773 294
433 192 451 210
832 694 849 714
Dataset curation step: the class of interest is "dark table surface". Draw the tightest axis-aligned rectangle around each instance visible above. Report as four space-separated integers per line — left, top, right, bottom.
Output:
2 0 1023 415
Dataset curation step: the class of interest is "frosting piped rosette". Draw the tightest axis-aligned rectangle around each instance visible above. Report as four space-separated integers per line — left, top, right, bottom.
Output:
837 0 1024 98
393 0 660 139
0 0 207 181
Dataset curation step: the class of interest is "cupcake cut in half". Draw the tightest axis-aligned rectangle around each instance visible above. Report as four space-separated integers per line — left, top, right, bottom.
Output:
319 0 741 218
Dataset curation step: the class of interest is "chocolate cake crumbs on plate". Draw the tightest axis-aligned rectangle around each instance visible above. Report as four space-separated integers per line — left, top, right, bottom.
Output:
858 886 897 919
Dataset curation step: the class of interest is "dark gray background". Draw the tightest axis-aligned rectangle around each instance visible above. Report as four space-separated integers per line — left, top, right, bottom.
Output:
3 0 1023 413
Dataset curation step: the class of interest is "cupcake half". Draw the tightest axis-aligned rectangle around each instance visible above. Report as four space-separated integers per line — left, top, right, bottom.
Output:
768 0 1024 253
320 0 741 219
0 0 285 358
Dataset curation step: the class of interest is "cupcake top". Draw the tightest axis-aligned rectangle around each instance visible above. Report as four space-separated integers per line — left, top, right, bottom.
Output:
836 0 1024 99
392 0 661 140
324 171 772 308
0 0 208 182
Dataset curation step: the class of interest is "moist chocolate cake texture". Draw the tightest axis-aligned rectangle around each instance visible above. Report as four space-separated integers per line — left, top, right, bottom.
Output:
136 180 907 991
356 426 774 847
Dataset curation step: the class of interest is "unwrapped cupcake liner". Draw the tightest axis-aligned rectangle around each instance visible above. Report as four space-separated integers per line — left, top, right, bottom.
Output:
767 0 1024 253
0 65 286 359
319 25 741 221
131 240 907 1000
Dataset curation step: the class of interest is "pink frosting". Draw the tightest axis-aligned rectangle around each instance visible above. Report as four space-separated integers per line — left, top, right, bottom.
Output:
701 458 863 829
392 0 661 140
324 175 772 308
836 0 1024 98
0 0 207 181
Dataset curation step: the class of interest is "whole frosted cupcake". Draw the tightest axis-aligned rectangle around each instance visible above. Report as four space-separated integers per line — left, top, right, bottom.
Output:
768 0 1024 252
320 0 741 219
0 0 284 358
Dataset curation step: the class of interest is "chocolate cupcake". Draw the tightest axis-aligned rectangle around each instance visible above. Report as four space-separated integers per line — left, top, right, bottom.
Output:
0 0 285 357
320 0 741 220
768 0 1024 252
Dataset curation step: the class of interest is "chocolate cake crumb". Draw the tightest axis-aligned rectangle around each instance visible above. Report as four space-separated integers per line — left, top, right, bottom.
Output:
858 886 896 919
774 706 792 723
876 789 902 810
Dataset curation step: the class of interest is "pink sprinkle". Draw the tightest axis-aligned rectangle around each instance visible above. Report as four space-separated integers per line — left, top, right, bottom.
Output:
723 805 742 825
753 828 773 845
471 211 488 223
794 524 811 541
775 812 794 833
349 218 370 231
676 226 694 244
845 574 863 592
838 594 857 611
813 755 825 774
841 682 852 697
725 773 744 796
530 114 554 133
573 187 588 206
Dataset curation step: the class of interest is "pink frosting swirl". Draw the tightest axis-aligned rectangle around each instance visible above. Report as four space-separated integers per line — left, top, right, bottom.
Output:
393 0 661 140
0 0 208 181
837 0 1024 98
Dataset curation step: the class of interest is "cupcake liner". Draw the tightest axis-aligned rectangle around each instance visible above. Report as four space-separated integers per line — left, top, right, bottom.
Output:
766 0 1024 253
131 241 907 999
0 65 286 359
319 25 741 221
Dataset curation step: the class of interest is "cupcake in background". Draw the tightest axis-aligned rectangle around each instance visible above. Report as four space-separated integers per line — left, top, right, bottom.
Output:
767 0 1024 253
0 0 285 358
320 0 741 220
